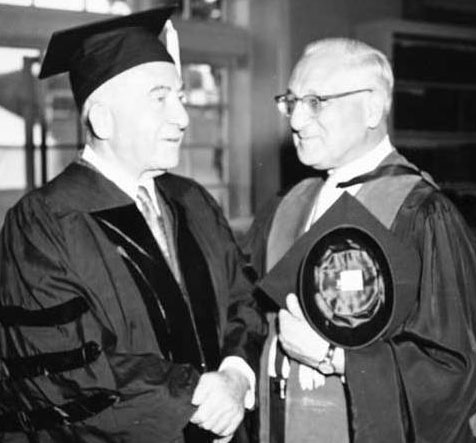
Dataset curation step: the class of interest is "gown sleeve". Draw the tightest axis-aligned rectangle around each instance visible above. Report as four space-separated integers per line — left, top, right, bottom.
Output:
346 189 476 443
192 184 268 374
0 195 198 442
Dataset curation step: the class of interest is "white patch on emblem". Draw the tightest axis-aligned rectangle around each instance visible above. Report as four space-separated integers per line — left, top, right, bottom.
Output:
338 270 364 291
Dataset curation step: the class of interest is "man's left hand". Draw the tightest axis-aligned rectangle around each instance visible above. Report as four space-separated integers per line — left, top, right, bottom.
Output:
190 368 249 439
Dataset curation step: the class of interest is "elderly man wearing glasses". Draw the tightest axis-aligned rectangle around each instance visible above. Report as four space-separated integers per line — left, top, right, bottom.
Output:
244 37 476 443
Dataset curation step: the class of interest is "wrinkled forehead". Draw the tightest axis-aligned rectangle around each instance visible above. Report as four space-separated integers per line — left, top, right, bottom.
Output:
85 60 181 107
113 61 180 87
288 52 369 95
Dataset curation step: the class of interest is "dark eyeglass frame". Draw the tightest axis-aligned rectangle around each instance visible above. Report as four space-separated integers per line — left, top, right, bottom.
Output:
274 88 373 117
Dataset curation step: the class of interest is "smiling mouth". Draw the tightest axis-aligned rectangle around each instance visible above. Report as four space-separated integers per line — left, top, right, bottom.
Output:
296 131 322 140
293 131 311 139
297 135 317 143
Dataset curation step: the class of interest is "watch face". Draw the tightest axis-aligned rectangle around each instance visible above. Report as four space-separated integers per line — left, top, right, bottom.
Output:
299 227 393 349
317 360 335 375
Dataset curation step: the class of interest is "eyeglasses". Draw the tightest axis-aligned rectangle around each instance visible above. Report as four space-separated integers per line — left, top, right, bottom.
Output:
274 88 373 117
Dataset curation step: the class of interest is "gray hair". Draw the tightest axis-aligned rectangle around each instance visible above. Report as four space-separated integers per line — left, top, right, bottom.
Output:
302 38 394 114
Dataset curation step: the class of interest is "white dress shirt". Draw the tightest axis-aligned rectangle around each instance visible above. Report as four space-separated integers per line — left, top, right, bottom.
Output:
306 136 394 229
81 145 161 212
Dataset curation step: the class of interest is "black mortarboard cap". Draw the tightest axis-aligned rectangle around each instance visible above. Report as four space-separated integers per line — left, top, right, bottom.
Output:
39 5 177 108
257 192 421 349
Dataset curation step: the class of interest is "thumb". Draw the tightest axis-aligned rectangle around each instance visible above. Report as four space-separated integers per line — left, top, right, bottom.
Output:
286 293 305 319
191 374 209 406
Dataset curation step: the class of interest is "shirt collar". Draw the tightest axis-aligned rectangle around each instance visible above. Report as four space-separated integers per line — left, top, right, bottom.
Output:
327 135 394 185
81 145 160 205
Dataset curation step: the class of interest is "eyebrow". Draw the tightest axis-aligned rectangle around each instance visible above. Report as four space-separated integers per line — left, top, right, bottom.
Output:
149 85 172 93
149 84 185 94
287 88 324 97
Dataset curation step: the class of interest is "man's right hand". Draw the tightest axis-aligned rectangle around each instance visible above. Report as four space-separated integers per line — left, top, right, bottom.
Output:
278 293 331 368
190 368 249 438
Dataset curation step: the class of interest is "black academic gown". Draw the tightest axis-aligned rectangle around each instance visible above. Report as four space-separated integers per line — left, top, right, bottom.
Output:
244 155 476 442
0 162 266 443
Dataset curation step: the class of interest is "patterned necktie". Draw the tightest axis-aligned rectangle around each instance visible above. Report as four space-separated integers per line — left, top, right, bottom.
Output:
136 185 172 263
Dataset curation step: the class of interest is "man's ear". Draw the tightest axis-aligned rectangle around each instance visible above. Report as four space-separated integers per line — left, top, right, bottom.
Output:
365 90 386 129
86 102 113 140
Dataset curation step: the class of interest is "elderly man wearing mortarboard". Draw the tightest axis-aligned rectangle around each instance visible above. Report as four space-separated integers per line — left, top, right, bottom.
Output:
0 6 266 443
244 37 476 442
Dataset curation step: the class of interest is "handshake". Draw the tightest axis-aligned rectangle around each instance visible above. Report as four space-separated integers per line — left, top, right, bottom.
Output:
190 367 252 443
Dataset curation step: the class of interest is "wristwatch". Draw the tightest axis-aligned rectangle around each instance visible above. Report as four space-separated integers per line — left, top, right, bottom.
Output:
317 344 336 375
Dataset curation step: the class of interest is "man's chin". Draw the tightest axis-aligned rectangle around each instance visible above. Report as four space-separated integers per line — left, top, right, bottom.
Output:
147 159 180 174
153 147 181 170
296 144 323 169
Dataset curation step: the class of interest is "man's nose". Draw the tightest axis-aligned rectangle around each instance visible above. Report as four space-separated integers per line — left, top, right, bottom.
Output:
168 96 189 130
289 100 311 132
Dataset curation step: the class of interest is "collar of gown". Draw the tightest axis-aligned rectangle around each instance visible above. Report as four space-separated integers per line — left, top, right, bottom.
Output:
81 145 163 212
327 135 394 186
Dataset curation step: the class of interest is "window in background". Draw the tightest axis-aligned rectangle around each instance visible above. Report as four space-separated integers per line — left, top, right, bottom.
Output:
40 73 82 184
0 47 40 190
84 0 111 14
0 0 223 20
0 0 131 14
175 64 230 212
176 0 224 21
34 0 84 11
0 0 31 5
0 47 40 226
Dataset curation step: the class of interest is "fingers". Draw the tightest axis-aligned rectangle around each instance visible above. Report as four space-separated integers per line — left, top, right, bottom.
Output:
191 397 243 436
278 297 330 367
286 293 305 319
190 371 246 437
191 372 209 406
279 297 302 339
192 404 241 436
190 373 215 423
279 294 305 342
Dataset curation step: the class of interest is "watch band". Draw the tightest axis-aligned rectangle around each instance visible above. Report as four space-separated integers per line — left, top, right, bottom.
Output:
317 344 336 375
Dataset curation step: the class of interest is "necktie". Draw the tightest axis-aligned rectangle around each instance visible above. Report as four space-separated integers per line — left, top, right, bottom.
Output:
136 185 172 264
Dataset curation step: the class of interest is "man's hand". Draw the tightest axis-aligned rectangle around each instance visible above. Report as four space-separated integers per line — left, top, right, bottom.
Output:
190 368 249 440
278 293 330 368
